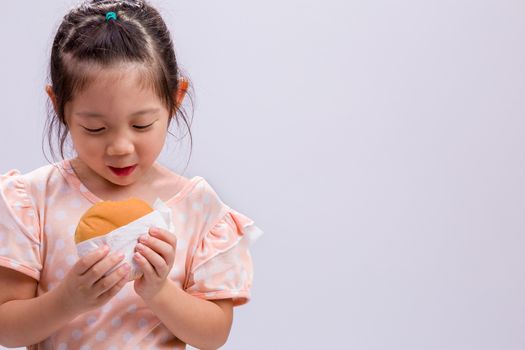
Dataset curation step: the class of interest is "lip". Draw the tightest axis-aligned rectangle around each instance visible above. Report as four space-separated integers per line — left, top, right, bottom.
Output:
108 165 137 177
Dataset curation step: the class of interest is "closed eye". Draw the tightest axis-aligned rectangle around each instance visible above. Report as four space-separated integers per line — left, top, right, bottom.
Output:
82 122 155 133
84 127 104 133
133 122 154 130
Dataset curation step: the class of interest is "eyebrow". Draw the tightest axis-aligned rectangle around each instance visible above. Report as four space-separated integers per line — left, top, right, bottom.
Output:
74 108 160 118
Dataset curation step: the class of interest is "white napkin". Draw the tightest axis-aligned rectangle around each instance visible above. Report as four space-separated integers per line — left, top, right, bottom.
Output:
76 198 175 281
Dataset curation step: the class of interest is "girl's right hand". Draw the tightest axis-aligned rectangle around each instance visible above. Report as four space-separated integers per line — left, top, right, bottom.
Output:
56 245 130 315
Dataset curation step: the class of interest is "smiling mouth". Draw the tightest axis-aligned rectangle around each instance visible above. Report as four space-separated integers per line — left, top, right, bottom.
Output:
108 165 137 176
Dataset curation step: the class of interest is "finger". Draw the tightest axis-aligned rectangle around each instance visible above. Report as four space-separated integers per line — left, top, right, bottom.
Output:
149 227 178 249
93 263 130 297
84 252 125 285
133 251 157 278
74 245 109 275
135 243 167 277
138 234 174 262
98 269 129 302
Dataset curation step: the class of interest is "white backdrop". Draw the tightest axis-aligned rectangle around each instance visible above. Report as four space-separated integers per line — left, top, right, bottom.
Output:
1 0 525 349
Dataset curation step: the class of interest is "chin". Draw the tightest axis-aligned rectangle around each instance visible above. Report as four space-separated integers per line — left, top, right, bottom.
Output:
109 178 134 187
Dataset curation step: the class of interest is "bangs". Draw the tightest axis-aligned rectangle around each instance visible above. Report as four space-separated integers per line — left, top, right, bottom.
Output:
60 54 172 112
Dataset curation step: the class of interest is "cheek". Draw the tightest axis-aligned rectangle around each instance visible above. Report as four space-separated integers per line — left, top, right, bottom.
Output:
77 141 103 161
69 130 100 152
152 123 168 142
137 128 167 152
152 131 167 151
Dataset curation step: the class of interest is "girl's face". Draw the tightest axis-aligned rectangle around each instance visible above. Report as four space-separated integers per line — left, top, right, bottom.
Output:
59 66 170 188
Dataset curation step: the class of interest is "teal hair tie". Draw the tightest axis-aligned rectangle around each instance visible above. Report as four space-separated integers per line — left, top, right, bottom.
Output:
105 12 117 21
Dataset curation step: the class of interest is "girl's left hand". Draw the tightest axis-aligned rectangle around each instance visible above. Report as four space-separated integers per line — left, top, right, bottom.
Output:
133 227 177 301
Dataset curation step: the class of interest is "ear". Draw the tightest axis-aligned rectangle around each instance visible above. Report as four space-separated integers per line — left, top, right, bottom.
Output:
45 85 58 113
175 78 189 108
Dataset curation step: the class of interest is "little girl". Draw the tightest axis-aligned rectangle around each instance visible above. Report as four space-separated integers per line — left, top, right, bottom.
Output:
0 0 263 349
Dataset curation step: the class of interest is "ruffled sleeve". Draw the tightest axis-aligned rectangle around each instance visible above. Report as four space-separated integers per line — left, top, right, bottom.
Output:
184 207 263 306
0 170 42 280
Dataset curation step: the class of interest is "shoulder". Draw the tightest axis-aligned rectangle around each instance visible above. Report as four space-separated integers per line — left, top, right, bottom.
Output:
155 163 226 209
185 176 227 212
183 177 259 239
1 162 64 196
0 166 50 241
0 162 72 219
0 169 28 212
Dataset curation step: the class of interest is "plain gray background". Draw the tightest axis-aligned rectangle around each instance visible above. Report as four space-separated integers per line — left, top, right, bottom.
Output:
1 0 525 349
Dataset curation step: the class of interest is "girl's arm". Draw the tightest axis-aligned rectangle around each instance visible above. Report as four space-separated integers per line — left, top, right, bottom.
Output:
144 280 233 350
0 247 129 347
0 267 78 347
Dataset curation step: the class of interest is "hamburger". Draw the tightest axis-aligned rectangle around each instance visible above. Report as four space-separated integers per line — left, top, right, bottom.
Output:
75 198 154 244
75 198 154 281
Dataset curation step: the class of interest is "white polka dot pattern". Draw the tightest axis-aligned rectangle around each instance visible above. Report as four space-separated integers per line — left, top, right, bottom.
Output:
72 329 82 340
96 330 107 341
122 331 133 342
185 208 262 307
0 161 262 348
111 317 122 328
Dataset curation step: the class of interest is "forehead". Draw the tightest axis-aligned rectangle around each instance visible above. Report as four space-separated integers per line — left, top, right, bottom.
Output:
69 63 162 110
76 63 153 95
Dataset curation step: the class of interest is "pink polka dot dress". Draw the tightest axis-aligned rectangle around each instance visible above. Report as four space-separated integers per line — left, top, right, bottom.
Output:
0 159 263 349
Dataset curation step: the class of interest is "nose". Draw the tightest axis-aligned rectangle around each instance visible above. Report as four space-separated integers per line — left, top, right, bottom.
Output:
106 135 135 157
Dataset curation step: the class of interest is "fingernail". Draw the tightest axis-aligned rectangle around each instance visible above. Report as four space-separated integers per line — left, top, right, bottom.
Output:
140 235 149 241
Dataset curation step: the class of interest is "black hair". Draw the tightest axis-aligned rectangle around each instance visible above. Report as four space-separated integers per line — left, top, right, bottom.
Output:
43 0 193 169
